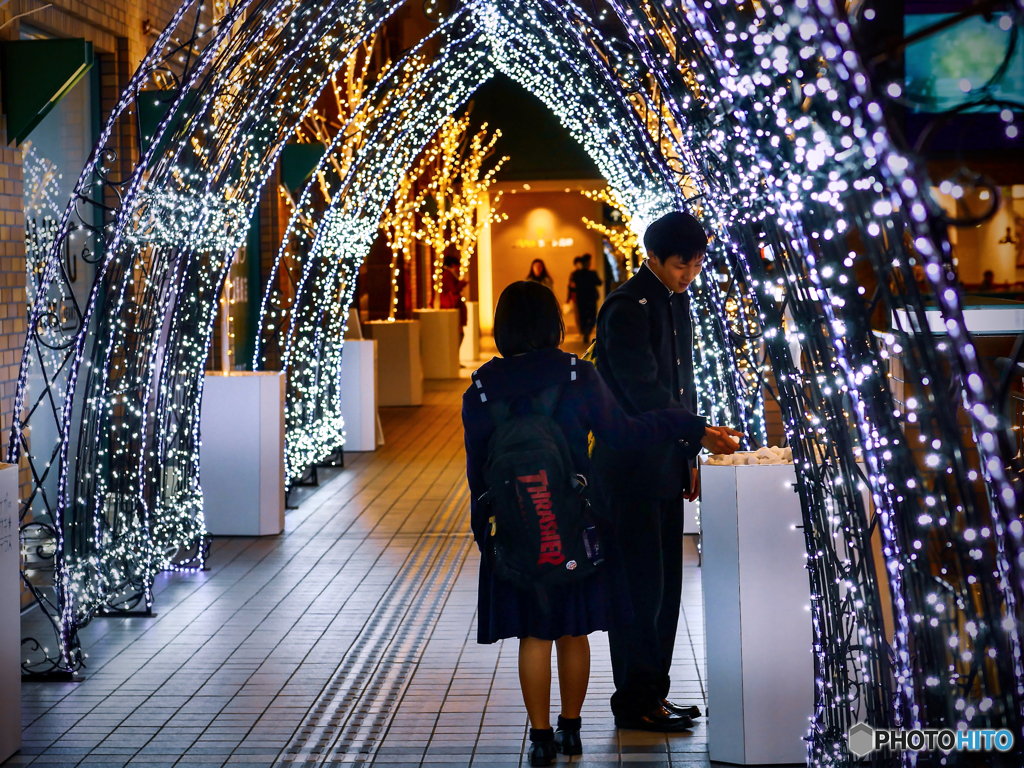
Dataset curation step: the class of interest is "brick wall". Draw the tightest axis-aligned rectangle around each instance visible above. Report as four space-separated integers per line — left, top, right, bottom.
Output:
0 118 25 468
2 0 180 68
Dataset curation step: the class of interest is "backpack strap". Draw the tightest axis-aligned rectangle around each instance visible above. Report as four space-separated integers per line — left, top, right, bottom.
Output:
488 399 511 425
533 352 580 414
473 370 509 426
531 385 563 417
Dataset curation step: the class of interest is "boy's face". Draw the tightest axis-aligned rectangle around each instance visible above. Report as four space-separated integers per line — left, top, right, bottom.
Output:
649 251 705 293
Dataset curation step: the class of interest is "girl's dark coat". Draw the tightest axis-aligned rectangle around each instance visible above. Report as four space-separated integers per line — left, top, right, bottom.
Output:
462 347 705 643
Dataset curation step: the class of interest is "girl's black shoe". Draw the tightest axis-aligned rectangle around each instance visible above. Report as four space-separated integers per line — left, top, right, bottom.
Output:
554 715 583 756
529 728 557 767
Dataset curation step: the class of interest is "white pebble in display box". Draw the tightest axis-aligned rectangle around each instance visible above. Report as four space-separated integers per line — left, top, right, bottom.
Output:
704 445 793 466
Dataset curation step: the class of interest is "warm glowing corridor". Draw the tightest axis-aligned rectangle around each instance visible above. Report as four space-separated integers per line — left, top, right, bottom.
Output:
10 381 710 768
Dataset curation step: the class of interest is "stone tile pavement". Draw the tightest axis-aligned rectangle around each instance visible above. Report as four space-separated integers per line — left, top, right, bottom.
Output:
7 380 713 768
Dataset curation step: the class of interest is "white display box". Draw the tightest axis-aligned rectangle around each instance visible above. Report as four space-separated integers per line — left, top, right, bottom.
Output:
893 300 1024 336
683 498 700 536
0 463 20 762
364 320 423 406
701 463 812 765
460 301 481 362
200 372 286 536
339 339 378 452
414 309 461 379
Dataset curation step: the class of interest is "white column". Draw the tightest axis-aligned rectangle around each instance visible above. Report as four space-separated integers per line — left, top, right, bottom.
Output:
414 309 460 379
200 372 286 536
477 193 494 333
339 339 378 451
701 463 813 764
460 301 481 362
364 320 423 406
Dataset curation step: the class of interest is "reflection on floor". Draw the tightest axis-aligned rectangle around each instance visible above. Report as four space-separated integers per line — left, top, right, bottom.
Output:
8 379 710 768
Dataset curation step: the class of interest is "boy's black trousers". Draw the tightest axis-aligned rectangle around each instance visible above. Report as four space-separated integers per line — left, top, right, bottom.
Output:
607 491 685 718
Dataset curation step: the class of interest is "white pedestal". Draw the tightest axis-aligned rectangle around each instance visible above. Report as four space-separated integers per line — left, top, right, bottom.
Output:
460 301 481 362
340 339 378 452
414 309 461 379
701 463 812 765
683 499 700 535
200 372 286 536
0 463 20 762
365 320 423 406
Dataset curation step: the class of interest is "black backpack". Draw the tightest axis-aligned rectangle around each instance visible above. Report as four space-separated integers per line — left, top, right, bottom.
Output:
479 384 603 594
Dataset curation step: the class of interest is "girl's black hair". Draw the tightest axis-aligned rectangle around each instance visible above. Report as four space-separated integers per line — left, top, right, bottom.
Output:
526 258 551 281
493 281 565 357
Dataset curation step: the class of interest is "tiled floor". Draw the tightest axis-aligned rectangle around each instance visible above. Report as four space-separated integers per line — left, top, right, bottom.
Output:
8 379 712 768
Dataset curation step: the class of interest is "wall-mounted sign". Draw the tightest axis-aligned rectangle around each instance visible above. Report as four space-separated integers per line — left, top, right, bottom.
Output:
513 236 575 249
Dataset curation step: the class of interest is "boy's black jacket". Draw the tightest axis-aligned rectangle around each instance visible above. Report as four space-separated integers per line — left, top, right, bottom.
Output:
592 263 704 499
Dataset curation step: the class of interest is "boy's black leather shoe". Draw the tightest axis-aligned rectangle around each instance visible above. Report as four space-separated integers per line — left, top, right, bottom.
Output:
528 728 557 767
614 705 694 733
554 715 582 756
662 699 703 719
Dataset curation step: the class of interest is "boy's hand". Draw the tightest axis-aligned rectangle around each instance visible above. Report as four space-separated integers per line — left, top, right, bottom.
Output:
701 426 742 455
686 467 701 502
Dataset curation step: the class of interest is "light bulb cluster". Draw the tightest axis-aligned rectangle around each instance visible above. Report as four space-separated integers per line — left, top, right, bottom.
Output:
10 3 1022 759
255 0 706 488
607 0 1024 759
13 0 417 671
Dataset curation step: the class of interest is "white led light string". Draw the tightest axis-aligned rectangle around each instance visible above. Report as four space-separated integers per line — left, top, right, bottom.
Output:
15 2 1019 755
267 19 496 482
259 0 748 487
610 0 1024 758
12 0 414 671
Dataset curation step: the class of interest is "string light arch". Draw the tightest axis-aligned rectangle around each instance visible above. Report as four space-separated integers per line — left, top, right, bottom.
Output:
252 0 758 487
12 0 1024 763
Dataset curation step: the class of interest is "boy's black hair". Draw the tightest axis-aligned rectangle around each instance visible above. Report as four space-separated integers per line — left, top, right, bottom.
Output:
493 281 565 357
643 211 708 264
443 254 460 268
580 253 592 264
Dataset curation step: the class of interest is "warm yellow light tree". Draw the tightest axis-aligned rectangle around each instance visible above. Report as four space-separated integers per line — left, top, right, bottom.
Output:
449 122 509 277
379 145 438 319
417 115 508 298
380 113 508 318
292 33 408 206
580 187 640 275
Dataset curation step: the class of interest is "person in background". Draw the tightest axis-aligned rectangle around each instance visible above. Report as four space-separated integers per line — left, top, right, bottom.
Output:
439 253 469 345
567 256 583 333
463 281 738 766
592 211 721 732
527 258 555 292
569 253 603 345
981 270 995 291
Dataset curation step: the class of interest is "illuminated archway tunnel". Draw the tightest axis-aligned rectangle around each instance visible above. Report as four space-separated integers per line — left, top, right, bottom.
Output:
255 1 759 486
14 0 1024 761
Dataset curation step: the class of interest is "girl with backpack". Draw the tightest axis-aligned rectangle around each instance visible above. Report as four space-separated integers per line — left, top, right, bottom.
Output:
462 281 740 766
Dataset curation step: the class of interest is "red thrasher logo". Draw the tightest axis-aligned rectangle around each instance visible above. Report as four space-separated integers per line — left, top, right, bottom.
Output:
517 470 565 566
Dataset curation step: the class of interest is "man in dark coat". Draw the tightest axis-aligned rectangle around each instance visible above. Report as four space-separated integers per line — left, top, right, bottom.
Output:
593 211 734 732
568 253 603 344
